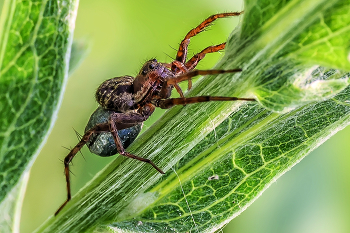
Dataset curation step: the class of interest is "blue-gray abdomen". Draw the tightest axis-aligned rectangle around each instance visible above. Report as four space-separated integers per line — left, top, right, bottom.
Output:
85 107 142 157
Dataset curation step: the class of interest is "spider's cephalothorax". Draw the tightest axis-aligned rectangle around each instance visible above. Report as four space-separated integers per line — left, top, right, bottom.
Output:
55 12 256 216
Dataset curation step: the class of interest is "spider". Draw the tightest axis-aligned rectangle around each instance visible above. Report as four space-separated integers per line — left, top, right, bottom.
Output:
55 11 255 216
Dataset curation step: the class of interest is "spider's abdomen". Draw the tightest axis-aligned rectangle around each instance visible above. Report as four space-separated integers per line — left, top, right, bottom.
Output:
96 76 135 112
85 107 142 157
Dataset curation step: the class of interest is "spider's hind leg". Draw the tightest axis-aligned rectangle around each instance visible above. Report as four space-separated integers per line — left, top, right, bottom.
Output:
55 123 109 216
108 110 164 174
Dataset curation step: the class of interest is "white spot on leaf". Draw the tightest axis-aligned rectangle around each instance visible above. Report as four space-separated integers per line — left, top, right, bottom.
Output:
208 175 219 180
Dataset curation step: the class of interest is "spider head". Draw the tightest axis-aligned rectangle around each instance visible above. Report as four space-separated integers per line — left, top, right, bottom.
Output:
133 59 173 103
139 59 160 76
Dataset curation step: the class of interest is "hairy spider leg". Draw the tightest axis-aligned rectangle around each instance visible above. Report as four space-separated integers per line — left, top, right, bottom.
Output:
170 43 228 92
157 68 254 108
167 62 187 98
157 96 255 109
55 123 110 216
185 43 227 90
171 61 191 93
185 43 226 72
55 108 164 216
172 12 242 90
160 62 186 96
167 69 242 86
109 113 165 174
174 12 243 65
166 69 242 98
172 60 188 74
174 83 185 98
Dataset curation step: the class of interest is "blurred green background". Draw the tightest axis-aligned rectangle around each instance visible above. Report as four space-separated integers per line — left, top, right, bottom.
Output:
1 0 349 232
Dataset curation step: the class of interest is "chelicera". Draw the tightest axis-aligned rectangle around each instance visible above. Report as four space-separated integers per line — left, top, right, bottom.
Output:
55 12 255 215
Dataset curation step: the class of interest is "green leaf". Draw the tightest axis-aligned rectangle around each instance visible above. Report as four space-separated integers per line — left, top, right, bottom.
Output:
233 0 350 112
0 0 79 231
35 0 350 232
254 64 349 112
112 83 350 233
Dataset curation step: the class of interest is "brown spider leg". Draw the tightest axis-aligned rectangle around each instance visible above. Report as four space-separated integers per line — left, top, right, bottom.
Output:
174 83 185 98
174 12 243 65
166 69 242 87
181 42 226 90
185 43 226 71
156 96 255 109
109 111 165 174
171 60 193 92
172 60 188 74
55 123 110 216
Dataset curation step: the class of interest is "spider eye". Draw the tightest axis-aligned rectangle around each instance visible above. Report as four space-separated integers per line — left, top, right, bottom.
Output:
142 69 147 75
149 64 155 69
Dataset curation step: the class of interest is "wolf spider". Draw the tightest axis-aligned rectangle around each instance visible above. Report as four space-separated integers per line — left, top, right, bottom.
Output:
55 11 255 215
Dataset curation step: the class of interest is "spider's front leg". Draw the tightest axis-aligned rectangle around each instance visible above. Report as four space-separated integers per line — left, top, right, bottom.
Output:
157 69 255 109
166 69 242 98
174 12 243 65
156 96 256 109
167 69 242 86
172 43 227 90
171 12 243 90
55 123 110 216
185 43 226 72
108 105 165 174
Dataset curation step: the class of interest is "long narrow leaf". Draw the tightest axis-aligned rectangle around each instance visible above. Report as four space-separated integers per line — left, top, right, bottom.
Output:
35 0 350 232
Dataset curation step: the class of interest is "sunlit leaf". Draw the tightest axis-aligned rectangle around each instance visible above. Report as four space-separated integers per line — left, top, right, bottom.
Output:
35 0 350 232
